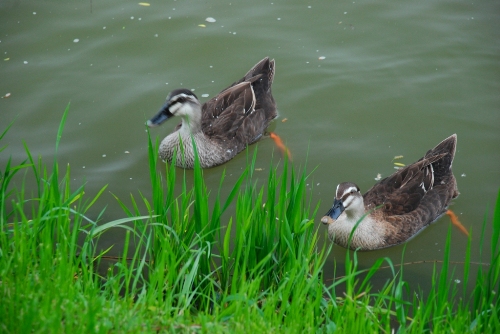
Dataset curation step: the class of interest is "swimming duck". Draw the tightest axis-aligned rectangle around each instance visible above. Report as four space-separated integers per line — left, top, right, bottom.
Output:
147 57 278 168
321 134 460 251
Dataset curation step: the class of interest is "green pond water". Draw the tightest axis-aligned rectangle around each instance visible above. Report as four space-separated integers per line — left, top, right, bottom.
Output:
1 0 499 291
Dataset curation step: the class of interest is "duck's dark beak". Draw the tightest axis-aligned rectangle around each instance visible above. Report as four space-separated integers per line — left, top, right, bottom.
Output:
146 102 174 128
321 198 344 225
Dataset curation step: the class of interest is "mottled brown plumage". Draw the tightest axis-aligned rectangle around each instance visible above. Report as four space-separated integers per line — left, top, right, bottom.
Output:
147 57 277 168
321 134 460 251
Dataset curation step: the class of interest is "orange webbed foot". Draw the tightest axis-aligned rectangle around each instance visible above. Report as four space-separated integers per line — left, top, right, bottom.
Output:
270 132 292 161
446 209 469 237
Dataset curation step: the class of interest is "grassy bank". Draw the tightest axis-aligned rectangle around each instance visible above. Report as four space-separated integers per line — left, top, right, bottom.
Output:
1 105 499 333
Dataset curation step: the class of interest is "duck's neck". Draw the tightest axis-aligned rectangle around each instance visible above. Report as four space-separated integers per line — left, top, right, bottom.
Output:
344 198 367 223
180 112 202 135
329 199 385 250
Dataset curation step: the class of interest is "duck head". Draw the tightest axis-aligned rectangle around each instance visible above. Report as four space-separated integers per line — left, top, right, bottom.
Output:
147 88 202 127
321 182 364 224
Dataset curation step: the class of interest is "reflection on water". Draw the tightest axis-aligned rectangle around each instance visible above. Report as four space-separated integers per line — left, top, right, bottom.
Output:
1 0 499 292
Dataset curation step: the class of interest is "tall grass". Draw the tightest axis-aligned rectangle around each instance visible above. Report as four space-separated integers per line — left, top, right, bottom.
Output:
0 105 499 333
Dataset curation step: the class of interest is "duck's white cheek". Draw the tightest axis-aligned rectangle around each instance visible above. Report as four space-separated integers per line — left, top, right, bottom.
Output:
343 198 353 209
169 103 181 114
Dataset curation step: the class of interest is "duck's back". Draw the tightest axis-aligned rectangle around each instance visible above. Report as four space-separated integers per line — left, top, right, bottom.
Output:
201 57 277 153
364 135 459 241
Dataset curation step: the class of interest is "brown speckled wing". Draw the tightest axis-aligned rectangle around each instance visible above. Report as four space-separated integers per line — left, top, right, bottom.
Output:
201 82 255 140
361 135 459 247
420 134 457 186
364 135 458 218
200 57 277 145
223 57 275 92
366 156 439 215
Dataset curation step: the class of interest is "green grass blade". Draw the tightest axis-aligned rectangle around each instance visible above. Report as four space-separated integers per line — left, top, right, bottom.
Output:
90 216 155 237
55 102 70 155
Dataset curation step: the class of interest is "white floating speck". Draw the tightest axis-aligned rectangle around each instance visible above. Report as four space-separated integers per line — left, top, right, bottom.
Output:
124 151 130 154
277 18 281 20
23 61 28 64
138 18 142 21
375 173 382 181
33 12 36 15
102 154 106 157
344 12 347 14
318 56 325 60
454 279 461 284
83 166 85 168
103 26 106 29
205 17 216 23
154 34 158 37
201 94 209 97
130 16 134 20
73 39 79 43
461 173 466 177
308 6 311 8
317 183 320 186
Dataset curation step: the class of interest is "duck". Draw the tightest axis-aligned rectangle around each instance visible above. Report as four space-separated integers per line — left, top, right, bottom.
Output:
146 57 278 168
321 134 460 251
